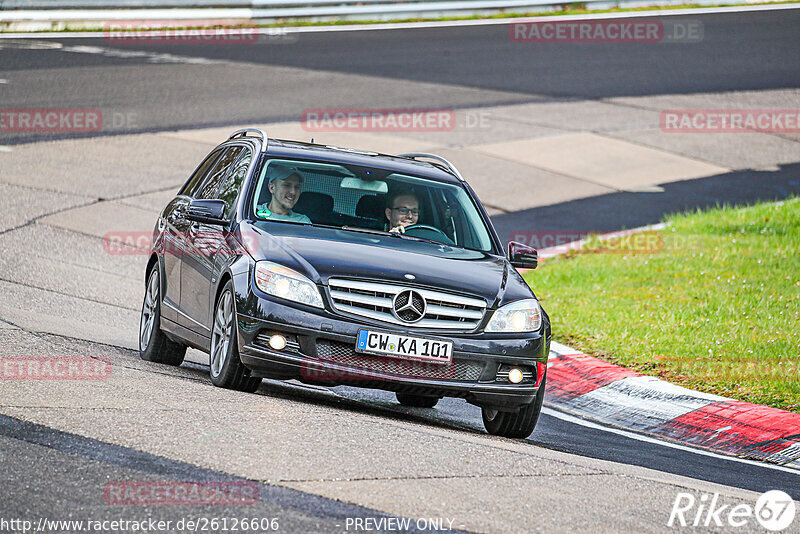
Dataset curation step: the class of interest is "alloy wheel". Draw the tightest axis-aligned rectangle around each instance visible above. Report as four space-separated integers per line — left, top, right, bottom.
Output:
210 290 234 377
139 271 159 352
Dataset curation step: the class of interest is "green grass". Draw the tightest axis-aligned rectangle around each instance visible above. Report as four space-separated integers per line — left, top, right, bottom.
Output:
525 198 800 412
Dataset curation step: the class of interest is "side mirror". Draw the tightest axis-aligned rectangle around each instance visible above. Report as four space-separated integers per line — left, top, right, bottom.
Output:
508 241 538 269
186 199 227 225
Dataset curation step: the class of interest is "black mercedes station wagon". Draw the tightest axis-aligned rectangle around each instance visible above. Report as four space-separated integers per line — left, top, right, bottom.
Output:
139 128 550 438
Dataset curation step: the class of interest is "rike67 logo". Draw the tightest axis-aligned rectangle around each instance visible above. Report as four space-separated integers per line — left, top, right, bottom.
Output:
668 490 796 531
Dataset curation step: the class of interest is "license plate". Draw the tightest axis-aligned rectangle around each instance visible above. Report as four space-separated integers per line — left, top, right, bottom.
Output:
355 329 453 363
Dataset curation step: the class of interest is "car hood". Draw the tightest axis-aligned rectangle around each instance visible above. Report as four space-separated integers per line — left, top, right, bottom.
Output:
243 222 534 307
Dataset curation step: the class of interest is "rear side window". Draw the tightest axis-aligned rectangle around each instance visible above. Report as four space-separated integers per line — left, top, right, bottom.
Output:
180 149 223 197
218 149 252 218
196 146 244 200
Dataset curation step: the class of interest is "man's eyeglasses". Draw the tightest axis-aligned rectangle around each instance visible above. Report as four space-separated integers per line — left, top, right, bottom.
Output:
392 207 419 216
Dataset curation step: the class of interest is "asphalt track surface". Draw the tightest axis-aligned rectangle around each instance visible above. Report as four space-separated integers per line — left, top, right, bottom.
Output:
1 9 800 141
1 7 799 531
326 386 800 500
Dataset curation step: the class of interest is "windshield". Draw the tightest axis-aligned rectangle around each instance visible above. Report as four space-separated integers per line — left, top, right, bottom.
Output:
250 158 496 252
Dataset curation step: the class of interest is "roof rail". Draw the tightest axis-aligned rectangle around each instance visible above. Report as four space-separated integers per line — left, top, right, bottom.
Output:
399 152 465 182
228 128 269 152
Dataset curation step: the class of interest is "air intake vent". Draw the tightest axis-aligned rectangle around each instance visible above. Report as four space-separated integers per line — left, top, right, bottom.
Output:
317 340 483 381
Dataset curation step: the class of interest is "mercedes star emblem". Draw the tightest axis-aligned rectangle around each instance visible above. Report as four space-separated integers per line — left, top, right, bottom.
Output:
392 289 426 323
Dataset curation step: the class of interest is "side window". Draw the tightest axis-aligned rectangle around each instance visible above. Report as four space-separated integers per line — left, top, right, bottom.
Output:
196 146 244 200
180 149 223 197
217 149 252 218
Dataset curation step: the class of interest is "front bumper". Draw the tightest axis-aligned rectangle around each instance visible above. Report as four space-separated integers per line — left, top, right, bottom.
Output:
236 293 549 411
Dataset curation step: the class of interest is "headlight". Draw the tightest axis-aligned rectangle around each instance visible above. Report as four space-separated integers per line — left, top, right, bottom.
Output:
486 299 542 332
254 261 324 308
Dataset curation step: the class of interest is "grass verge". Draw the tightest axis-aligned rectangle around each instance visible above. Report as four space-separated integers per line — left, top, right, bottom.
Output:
6 0 799 33
524 198 800 412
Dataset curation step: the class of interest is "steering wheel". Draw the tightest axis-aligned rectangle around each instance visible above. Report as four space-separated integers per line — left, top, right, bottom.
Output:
402 224 454 245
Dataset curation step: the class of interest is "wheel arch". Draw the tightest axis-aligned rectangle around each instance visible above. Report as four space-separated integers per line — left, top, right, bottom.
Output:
145 253 159 285
214 271 233 309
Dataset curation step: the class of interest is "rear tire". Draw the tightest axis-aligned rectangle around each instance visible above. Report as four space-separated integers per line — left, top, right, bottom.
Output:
209 281 261 393
396 392 440 408
482 375 546 439
139 265 186 366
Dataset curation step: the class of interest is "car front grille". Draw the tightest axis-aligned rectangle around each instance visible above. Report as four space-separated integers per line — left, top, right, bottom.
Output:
316 340 483 382
327 278 486 330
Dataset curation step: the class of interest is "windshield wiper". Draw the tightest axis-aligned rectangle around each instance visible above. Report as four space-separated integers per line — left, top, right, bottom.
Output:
313 224 455 248
340 225 395 237
395 233 451 247
309 224 395 237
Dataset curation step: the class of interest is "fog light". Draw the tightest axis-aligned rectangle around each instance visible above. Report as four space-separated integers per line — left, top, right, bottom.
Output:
269 334 287 350
508 368 524 384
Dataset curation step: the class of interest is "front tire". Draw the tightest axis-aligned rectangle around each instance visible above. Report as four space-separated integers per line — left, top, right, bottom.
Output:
139 265 186 366
209 281 261 393
482 375 546 439
396 392 440 408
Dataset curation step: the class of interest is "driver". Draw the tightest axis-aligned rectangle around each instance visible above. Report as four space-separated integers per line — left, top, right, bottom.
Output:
256 166 312 224
385 190 419 233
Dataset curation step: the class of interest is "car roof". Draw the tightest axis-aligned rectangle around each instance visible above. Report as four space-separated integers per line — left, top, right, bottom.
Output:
224 136 465 186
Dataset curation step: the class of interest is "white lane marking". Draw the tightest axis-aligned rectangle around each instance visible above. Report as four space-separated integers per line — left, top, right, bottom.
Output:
0 3 798 39
0 146 12 152
60 44 218 64
541 406 800 474
0 39 63 49
0 79 8 84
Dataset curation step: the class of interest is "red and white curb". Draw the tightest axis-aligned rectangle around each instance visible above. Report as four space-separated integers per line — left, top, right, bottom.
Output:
544 341 800 469
532 223 799 469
